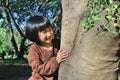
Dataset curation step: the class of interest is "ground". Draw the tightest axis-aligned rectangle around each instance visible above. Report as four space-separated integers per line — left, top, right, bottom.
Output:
0 59 120 80
0 59 31 80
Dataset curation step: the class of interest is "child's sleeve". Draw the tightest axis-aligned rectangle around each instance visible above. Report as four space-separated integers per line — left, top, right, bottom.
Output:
28 45 59 76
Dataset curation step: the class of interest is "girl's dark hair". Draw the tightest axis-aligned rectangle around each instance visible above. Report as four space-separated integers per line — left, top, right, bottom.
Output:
25 15 52 42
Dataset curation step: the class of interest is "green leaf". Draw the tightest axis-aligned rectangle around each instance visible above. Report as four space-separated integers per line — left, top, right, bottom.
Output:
113 5 118 9
92 16 100 21
106 8 111 12
46 1 58 9
109 0 113 4
106 15 112 19
114 23 118 27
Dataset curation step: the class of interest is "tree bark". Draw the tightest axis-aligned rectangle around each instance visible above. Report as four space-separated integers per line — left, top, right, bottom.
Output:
59 0 120 80
18 37 26 58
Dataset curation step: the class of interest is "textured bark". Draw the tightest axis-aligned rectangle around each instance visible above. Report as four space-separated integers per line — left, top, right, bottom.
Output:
59 0 120 80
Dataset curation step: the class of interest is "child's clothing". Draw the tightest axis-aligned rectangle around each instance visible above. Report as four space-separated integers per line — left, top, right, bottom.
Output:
28 42 59 80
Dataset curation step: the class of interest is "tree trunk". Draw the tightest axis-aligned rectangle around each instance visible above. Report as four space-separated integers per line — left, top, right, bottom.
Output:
18 37 26 59
59 0 120 80
4 7 19 56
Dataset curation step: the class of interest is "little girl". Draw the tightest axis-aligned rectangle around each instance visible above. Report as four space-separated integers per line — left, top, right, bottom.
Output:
25 15 68 80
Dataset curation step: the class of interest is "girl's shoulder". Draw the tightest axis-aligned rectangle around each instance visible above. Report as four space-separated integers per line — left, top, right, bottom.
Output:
30 43 38 48
29 43 44 56
29 43 42 51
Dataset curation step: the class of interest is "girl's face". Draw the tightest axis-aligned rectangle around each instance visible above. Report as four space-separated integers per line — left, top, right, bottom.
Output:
38 27 53 45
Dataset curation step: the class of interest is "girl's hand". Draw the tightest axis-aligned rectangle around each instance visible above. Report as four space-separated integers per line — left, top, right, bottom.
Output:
56 49 69 64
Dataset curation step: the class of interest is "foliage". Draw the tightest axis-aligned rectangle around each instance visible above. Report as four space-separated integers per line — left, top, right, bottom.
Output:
0 27 13 53
83 0 120 33
0 0 61 36
7 0 62 38
0 0 62 58
0 7 8 28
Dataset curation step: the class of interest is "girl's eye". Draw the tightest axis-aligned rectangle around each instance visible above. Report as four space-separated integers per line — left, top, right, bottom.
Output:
49 28 53 32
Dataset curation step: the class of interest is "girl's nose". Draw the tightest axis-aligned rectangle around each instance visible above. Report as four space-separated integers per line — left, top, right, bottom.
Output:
47 32 51 36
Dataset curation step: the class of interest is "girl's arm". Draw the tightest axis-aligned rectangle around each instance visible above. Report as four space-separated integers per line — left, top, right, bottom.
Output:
28 46 59 76
28 44 68 76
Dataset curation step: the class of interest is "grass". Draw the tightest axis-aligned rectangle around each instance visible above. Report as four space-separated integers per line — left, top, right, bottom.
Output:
0 58 28 66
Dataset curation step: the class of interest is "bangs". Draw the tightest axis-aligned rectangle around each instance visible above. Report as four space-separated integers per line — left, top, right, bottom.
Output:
38 21 52 31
